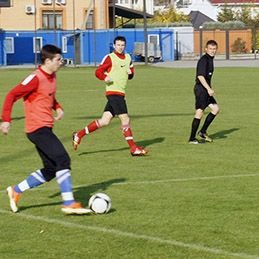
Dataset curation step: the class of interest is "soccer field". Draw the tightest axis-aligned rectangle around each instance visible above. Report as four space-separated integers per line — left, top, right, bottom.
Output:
0 66 259 259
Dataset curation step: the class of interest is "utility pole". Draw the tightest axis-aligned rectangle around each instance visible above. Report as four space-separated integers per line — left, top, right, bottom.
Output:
34 0 37 67
143 0 148 65
73 0 76 66
53 0 56 45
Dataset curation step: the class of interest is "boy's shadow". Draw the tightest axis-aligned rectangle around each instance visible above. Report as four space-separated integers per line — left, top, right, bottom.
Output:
79 137 165 156
210 128 239 139
50 178 126 202
19 178 126 212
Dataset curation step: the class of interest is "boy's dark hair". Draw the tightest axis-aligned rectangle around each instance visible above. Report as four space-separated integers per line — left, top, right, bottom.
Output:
206 40 218 47
114 36 126 44
40 44 62 64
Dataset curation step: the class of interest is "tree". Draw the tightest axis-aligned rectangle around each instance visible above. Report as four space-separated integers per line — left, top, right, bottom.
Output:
232 37 247 53
217 4 236 22
236 6 253 26
154 0 174 6
150 8 189 23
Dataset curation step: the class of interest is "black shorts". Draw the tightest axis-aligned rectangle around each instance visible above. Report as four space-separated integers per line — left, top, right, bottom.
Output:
194 84 217 110
27 127 71 182
104 95 128 116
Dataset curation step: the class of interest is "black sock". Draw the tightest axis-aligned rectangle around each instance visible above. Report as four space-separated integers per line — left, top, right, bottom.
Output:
189 118 200 141
200 113 216 133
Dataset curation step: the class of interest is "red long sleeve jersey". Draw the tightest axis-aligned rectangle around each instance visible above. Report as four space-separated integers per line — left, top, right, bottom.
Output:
95 52 135 95
1 66 62 133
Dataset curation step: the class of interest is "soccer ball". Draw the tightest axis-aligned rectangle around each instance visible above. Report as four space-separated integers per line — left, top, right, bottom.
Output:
88 193 112 214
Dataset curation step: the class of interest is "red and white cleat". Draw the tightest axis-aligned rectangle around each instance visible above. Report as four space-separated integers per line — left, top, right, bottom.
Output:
72 132 81 151
130 146 148 156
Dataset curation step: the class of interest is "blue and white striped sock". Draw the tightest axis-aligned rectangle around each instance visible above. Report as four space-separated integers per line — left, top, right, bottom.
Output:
14 170 46 193
56 169 75 206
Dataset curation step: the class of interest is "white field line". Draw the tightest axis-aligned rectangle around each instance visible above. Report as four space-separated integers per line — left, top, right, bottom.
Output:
71 173 259 189
0 209 258 259
111 173 259 186
1 173 259 193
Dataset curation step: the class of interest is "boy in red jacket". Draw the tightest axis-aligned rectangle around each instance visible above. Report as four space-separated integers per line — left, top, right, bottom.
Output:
1 45 91 215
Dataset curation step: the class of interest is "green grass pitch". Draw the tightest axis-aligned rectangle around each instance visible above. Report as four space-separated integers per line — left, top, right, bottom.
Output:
0 66 259 258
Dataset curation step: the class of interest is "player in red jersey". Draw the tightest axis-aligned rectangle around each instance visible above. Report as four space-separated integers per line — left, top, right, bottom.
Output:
1 45 91 215
73 36 148 156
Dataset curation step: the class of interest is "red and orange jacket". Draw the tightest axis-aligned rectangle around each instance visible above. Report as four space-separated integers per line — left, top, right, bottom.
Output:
1 66 62 133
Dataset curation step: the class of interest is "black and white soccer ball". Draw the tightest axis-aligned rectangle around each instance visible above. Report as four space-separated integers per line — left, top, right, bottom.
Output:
88 193 112 214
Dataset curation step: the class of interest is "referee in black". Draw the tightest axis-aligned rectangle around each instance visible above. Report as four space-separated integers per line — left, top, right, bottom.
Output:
189 40 220 144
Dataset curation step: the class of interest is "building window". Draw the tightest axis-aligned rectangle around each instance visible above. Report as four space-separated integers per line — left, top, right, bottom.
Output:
148 34 160 46
0 0 11 7
62 36 68 53
42 11 63 29
85 10 94 29
4 37 14 54
33 37 43 53
176 0 192 8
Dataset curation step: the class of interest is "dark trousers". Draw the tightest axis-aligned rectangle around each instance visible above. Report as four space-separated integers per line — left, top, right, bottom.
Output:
27 127 71 182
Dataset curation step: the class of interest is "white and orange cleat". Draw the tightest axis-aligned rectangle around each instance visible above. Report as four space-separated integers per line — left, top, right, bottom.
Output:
130 146 148 156
61 202 93 215
6 186 21 213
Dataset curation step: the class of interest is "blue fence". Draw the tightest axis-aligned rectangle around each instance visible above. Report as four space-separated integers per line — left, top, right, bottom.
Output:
0 29 174 66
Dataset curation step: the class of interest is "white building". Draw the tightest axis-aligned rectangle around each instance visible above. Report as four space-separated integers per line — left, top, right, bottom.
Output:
175 0 259 21
115 0 154 15
175 0 218 20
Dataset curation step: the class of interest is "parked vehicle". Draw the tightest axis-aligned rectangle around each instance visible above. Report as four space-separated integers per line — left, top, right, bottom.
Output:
134 42 162 63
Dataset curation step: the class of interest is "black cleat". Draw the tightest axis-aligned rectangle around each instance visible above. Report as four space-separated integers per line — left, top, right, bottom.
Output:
198 132 213 142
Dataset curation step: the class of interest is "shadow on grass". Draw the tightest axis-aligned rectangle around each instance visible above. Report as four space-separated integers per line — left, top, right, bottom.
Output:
210 128 239 139
12 116 25 121
18 178 126 212
78 137 165 156
73 178 126 201
74 112 194 121
19 201 62 211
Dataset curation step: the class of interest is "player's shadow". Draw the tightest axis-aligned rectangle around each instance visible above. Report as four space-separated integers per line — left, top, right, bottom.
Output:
135 137 164 148
18 178 126 213
72 178 126 206
78 137 164 156
11 116 25 121
0 116 24 123
210 128 239 139
19 201 62 211
75 112 193 121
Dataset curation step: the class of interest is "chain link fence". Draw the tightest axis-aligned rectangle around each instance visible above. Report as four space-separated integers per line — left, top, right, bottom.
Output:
175 27 259 60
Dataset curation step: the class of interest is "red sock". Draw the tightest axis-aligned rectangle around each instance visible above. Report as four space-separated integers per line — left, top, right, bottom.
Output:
77 120 100 138
122 125 136 149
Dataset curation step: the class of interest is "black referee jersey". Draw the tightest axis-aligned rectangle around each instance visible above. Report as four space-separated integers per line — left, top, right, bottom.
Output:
195 53 214 86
